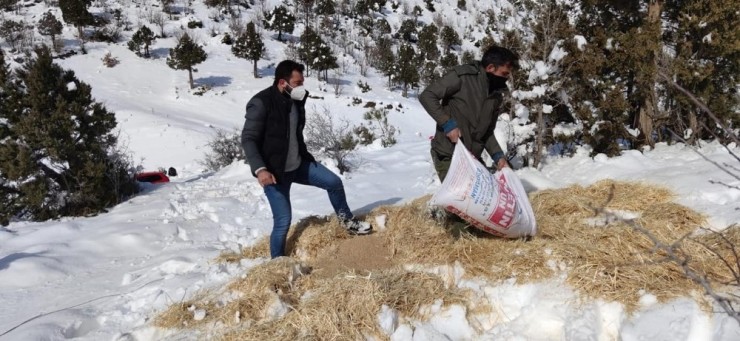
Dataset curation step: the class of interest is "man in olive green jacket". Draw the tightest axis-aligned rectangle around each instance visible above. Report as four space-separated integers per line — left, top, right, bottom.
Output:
420 46 518 236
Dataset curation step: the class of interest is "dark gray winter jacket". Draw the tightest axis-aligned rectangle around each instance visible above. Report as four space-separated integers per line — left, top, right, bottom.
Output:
419 61 506 161
241 85 315 181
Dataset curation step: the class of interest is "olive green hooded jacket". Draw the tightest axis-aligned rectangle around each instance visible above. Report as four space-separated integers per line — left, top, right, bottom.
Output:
419 61 506 161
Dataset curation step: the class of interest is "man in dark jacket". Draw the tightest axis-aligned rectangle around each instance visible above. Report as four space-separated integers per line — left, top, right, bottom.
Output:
241 60 371 258
419 46 518 236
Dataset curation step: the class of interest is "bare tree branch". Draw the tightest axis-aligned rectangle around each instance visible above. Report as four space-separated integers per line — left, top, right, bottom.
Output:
658 71 739 146
699 120 740 164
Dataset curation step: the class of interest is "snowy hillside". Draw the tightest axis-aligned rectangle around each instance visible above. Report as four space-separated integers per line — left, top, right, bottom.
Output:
1 0 739 340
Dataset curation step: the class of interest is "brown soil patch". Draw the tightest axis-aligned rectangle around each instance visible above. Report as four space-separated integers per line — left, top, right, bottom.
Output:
312 233 396 279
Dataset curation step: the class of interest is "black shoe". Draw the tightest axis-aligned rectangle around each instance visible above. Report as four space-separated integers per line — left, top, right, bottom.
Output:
342 218 372 235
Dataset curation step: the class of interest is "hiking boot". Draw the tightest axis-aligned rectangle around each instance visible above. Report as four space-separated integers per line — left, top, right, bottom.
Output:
342 218 372 235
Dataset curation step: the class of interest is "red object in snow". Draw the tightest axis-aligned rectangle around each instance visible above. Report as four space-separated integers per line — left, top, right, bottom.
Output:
136 171 170 184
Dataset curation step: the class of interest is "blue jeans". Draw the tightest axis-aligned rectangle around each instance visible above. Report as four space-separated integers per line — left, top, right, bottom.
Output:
263 161 353 258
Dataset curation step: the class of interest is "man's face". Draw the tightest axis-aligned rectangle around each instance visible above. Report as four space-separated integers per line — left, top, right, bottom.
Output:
281 70 305 92
485 62 513 79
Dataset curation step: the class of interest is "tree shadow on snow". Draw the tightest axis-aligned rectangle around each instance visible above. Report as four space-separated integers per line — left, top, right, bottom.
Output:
149 47 171 59
325 77 353 86
198 76 232 88
0 252 47 271
256 62 278 78
518 177 537 194
353 197 403 216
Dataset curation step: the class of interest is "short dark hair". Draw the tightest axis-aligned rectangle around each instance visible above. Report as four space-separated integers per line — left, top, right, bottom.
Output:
481 46 519 69
273 60 305 85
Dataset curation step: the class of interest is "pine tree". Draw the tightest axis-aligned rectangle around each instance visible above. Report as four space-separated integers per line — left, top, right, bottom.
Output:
0 47 137 225
393 43 419 97
293 0 315 27
59 0 93 50
370 36 395 88
313 42 338 81
397 19 416 42
369 0 387 13
417 23 440 61
298 26 320 75
423 0 435 12
221 32 233 45
263 5 295 42
563 0 738 151
439 52 458 72
37 12 63 51
420 60 440 86
0 20 24 52
460 50 474 64
354 0 370 17
161 0 175 16
0 0 15 11
411 5 423 20
232 22 264 78
167 33 208 89
633 1 662 149
374 18 391 37
127 25 156 58
0 49 13 137
664 0 739 144
440 25 460 53
509 0 575 167
298 26 337 80
565 1 646 155
358 17 375 36
316 0 335 15
204 0 226 11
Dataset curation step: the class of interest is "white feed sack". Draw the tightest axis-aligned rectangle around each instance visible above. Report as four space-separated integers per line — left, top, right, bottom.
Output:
431 142 537 238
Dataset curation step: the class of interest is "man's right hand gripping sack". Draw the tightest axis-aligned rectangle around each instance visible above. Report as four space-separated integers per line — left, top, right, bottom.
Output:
431 142 537 238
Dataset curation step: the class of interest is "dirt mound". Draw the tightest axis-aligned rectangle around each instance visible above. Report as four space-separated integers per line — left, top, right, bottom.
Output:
313 233 395 279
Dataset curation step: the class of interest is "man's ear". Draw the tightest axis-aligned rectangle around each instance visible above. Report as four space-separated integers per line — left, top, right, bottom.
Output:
484 64 496 73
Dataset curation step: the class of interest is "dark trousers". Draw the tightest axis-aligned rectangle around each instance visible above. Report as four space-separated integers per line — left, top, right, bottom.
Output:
430 149 471 237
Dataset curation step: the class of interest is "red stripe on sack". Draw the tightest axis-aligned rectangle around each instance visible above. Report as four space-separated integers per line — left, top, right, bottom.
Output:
488 174 516 229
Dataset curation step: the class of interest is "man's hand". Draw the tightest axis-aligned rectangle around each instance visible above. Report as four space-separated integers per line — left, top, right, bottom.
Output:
257 169 276 187
446 128 460 143
496 157 510 170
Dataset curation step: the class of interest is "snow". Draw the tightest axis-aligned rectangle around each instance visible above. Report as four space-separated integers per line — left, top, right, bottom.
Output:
1 0 739 340
548 43 568 62
512 85 547 100
574 35 587 50
529 61 550 82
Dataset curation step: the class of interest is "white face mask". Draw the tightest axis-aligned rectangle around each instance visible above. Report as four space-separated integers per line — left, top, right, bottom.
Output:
286 84 307 101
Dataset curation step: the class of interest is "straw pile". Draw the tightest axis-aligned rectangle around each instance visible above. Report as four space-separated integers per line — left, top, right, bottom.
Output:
222 269 470 340
156 179 740 338
154 257 312 330
153 291 218 329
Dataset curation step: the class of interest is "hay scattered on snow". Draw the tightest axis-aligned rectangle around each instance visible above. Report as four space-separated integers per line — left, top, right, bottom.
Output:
155 258 313 331
530 180 713 311
161 179 739 338
153 291 218 329
221 269 469 341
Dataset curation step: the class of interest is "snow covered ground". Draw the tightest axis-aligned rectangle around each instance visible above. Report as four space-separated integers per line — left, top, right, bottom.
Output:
1 0 739 340
2 135 738 340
